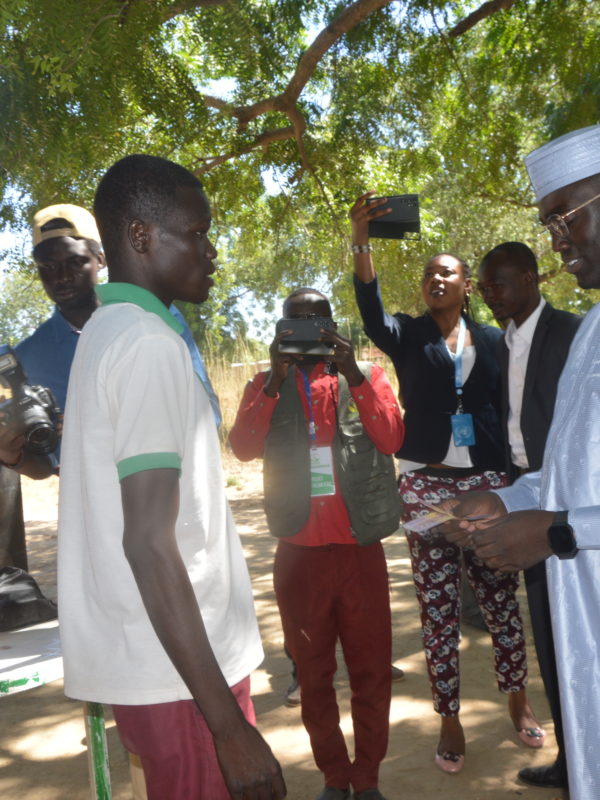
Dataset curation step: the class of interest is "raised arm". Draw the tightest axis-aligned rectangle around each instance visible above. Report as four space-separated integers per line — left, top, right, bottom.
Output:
318 326 404 454
349 192 408 356
229 330 294 462
349 190 386 284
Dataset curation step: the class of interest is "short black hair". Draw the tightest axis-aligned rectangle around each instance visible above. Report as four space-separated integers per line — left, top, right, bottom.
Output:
93 154 204 262
283 287 331 317
480 241 539 276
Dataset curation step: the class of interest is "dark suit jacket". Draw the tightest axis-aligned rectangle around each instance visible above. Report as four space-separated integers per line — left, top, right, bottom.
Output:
354 274 505 470
500 301 581 474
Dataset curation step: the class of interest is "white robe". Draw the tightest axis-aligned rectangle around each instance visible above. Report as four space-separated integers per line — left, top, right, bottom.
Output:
497 301 600 800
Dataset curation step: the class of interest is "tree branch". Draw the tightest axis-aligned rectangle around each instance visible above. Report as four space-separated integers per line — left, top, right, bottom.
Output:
282 0 395 104
161 0 230 21
202 93 235 112
194 126 296 173
234 0 395 125
448 0 519 38
189 0 395 179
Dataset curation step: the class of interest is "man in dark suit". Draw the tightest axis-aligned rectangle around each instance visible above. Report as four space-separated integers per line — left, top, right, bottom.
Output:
478 241 581 790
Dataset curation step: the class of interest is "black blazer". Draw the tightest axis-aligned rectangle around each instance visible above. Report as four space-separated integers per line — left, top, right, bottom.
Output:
500 301 581 474
354 275 505 470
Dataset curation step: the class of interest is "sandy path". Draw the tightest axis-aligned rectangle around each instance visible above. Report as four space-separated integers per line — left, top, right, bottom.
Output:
0 458 565 799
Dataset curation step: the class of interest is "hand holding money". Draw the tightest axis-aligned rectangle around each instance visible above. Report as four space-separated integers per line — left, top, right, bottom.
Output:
404 491 508 549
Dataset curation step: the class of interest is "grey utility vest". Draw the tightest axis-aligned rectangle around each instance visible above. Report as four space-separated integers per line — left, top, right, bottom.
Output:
263 364 401 546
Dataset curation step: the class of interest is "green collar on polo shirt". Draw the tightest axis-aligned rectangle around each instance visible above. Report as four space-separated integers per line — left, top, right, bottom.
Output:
96 283 184 335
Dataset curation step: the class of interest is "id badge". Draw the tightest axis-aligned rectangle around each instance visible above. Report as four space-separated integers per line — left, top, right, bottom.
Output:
450 413 476 447
310 446 336 497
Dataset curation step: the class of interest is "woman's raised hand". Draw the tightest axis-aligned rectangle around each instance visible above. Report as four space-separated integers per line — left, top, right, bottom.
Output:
349 191 391 244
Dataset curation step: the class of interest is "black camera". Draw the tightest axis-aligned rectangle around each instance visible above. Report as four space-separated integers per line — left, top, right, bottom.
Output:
0 344 60 455
276 317 336 357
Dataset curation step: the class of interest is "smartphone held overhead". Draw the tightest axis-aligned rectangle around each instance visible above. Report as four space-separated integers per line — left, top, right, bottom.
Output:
368 194 420 240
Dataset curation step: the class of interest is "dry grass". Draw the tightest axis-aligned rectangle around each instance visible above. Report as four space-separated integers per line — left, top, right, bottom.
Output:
208 355 270 442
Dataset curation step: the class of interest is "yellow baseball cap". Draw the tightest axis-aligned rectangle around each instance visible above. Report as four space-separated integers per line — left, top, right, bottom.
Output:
32 203 101 247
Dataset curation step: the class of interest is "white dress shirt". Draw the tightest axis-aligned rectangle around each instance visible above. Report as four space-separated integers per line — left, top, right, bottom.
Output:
505 298 546 468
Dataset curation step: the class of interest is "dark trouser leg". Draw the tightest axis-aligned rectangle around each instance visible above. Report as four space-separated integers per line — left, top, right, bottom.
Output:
524 561 567 772
0 468 28 571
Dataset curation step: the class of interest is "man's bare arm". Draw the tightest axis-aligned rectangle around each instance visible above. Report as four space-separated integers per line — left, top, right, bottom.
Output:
121 468 286 800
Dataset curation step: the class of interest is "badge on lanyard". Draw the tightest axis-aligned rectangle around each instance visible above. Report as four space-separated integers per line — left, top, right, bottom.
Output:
450 411 475 446
450 317 476 447
310 445 336 497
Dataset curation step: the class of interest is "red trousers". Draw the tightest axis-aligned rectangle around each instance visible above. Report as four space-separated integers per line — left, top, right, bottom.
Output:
112 677 255 800
274 540 392 792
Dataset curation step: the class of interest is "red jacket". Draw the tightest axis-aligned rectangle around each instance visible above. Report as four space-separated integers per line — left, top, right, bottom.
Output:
229 363 404 546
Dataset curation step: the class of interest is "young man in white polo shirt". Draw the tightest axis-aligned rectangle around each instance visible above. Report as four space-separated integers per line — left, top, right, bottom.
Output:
58 154 286 800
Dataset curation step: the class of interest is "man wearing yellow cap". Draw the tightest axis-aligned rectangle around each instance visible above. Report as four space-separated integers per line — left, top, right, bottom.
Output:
15 204 105 423
0 205 103 572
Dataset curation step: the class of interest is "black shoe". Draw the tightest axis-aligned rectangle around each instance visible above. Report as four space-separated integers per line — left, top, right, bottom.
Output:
355 790 387 800
315 788 352 800
518 762 568 789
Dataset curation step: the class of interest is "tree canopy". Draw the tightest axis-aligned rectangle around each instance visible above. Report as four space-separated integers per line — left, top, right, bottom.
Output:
1 0 600 346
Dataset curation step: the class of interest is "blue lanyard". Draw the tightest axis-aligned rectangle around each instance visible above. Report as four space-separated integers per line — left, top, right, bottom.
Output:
301 369 317 444
453 317 467 413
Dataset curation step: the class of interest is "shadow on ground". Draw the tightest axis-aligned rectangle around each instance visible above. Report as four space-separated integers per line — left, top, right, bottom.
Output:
0 463 566 799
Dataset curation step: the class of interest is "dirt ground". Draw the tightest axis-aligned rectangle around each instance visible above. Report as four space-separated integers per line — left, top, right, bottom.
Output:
1 456 566 800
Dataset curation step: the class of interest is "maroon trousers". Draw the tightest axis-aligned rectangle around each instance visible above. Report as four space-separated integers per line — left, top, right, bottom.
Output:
112 677 255 800
274 540 392 793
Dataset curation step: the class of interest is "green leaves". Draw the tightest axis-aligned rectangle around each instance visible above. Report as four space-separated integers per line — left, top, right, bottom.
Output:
1 0 598 349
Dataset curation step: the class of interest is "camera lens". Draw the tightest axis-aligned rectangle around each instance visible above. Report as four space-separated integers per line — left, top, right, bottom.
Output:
25 423 58 455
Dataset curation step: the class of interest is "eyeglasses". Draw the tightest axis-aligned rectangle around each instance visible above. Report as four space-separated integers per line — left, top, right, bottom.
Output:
541 191 600 240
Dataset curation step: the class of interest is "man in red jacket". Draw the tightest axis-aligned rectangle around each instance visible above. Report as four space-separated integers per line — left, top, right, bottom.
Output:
230 287 404 800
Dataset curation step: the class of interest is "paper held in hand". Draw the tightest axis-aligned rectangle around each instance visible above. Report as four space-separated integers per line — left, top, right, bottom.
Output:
403 500 488 533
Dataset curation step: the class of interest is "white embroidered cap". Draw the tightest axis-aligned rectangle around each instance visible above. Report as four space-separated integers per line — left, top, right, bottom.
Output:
525 125 600 202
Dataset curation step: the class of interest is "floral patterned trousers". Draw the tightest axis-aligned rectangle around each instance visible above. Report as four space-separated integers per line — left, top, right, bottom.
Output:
400 469 528 716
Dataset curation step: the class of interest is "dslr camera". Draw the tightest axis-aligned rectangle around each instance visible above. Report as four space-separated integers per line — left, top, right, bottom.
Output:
0 344 61 455
276 317 336 357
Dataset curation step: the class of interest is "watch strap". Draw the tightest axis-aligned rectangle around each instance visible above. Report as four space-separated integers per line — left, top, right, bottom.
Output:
548 511 578 559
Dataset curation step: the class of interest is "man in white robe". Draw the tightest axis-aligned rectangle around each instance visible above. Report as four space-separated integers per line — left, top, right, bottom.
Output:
442 124 600 800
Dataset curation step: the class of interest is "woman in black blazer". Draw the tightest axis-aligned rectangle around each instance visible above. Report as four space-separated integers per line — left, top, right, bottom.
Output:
350 192 544 774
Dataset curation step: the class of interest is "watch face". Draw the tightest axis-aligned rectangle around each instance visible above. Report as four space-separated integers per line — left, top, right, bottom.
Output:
548 524 577 557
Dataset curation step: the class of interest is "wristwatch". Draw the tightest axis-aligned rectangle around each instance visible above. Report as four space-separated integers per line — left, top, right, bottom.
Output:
547 510 578 559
